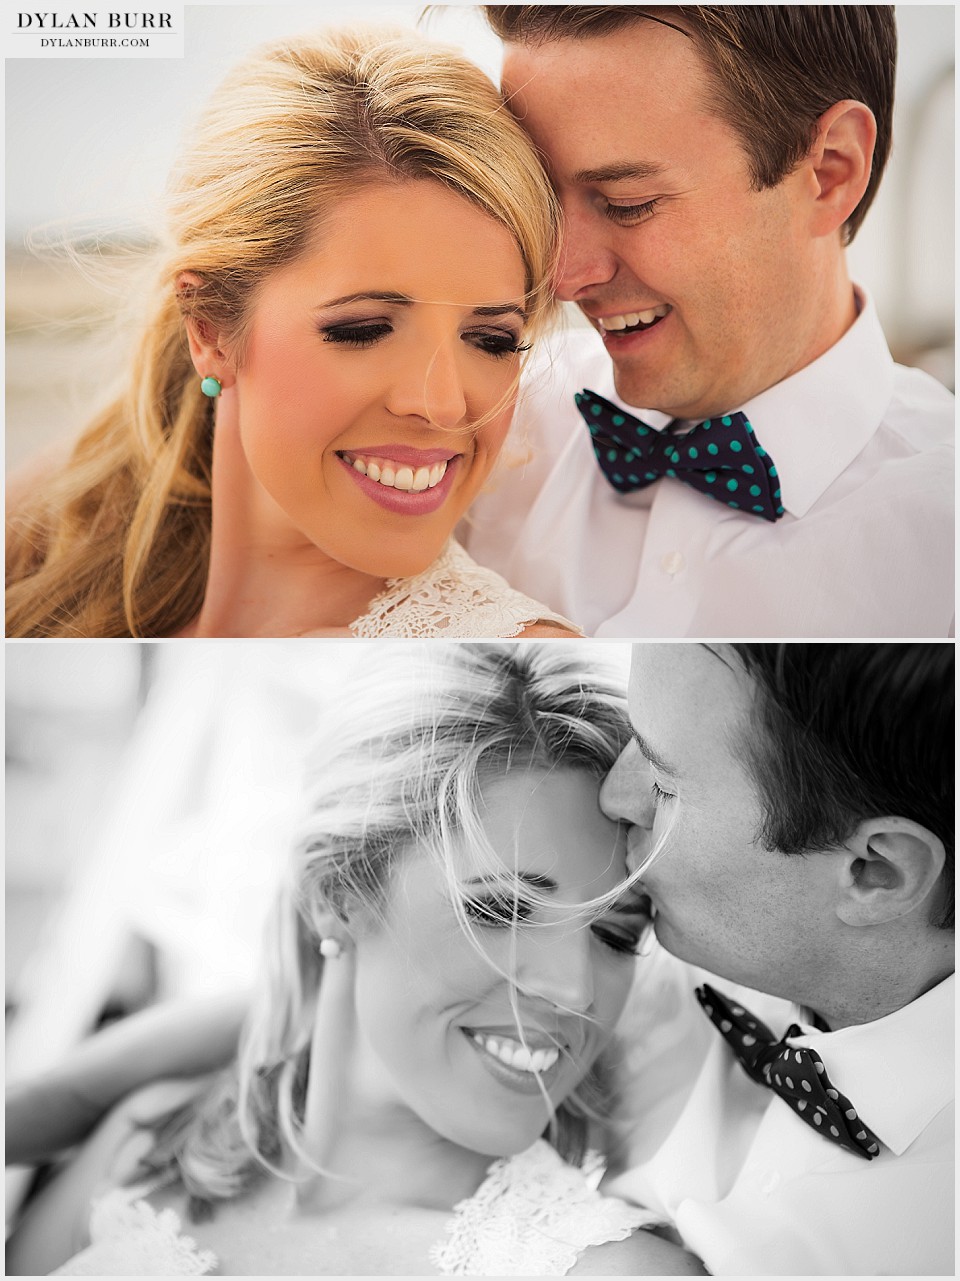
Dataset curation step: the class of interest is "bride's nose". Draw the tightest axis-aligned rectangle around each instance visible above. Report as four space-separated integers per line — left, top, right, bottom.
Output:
385 339 468 429
513 920 595 1015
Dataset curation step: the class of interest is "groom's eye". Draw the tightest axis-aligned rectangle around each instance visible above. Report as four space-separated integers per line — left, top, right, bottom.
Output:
651 779 674 805
604 198 660 227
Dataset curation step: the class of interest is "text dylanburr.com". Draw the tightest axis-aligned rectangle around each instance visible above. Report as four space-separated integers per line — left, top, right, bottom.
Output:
10 8 184 57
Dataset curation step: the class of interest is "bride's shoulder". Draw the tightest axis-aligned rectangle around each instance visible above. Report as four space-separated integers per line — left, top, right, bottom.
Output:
514 620 582 638
570 1228 708 1276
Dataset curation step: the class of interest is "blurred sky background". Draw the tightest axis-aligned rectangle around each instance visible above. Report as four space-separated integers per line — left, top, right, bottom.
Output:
5 3 955 473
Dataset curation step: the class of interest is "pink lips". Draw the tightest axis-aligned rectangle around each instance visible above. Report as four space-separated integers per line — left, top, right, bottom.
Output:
337 450 462 517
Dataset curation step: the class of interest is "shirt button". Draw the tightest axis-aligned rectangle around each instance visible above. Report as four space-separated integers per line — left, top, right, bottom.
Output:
760 1171 781 1197
660 550 685 576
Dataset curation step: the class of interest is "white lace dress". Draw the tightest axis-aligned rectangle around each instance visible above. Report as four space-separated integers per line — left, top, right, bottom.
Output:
348 540 580 637
52 1141 662 1276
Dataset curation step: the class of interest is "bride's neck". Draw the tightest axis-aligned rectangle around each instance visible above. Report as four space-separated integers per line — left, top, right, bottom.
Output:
292 957 491 1215
179 433 386 638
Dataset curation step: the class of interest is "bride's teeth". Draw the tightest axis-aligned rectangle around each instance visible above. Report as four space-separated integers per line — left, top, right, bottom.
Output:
603 314 627 330
347 455 449 490
637 309 657 325
471 1032 560 1074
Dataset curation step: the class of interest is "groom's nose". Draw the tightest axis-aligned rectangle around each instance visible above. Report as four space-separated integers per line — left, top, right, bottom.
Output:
600 739 654 828
553 206 618 302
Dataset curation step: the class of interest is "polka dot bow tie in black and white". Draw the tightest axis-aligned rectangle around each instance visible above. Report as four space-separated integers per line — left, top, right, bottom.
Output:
696 983 882 1160
574 389 784 522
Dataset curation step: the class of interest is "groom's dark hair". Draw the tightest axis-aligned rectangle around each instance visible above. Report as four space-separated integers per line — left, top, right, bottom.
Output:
730 645 954 930
483 5 896 243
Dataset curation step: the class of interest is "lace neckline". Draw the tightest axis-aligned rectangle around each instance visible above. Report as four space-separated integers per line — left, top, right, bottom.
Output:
349 539 579 638
429 1139 661 1275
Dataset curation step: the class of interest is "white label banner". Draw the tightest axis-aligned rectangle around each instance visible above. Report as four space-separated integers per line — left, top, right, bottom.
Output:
7 6 184 58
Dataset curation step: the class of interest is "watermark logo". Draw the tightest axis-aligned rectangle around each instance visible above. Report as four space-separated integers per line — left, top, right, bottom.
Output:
9 7 184 57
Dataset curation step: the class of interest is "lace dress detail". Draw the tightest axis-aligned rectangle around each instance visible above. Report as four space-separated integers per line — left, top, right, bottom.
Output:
430 1140 663 1276
350 540 580 637
53 1144 658 1275
51 1184 217 1276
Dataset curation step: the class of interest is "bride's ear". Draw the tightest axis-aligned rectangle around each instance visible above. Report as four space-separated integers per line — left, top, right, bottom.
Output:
177 271 237 390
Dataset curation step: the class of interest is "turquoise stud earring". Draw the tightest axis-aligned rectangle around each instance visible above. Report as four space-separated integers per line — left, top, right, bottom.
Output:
200 375 222 398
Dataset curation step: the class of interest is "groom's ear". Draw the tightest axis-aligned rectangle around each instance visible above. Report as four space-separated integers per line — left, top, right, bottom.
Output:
833 817 947 927
801 98 876 240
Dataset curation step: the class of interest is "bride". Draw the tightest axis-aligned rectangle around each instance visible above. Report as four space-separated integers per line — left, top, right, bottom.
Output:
5 28 577 639
6 645 704 1276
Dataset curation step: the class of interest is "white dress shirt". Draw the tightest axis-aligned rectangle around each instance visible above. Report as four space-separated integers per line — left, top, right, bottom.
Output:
463 292 955 637
605 946 955 1275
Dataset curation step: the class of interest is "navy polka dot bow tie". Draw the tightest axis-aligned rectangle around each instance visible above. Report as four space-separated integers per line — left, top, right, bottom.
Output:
696 984 881 1160
574 389 784 521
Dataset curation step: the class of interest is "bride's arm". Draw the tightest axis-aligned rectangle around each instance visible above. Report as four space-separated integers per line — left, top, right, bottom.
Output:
6 1077 208 1277
6 991 247 1166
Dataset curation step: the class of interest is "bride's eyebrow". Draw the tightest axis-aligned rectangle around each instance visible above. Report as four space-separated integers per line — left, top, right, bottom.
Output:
314 293 528 321
471 303 529 322
315 290 413 308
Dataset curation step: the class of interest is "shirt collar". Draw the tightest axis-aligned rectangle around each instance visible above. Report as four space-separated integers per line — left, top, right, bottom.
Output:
588 286 895 520
786 974 955 1156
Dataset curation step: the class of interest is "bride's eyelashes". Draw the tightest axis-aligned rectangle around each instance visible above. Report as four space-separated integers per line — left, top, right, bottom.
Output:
461 893 643 957
320 321 392 347
463 329 531 358
462 891 535 926
318 320 529 358
589 921 645 956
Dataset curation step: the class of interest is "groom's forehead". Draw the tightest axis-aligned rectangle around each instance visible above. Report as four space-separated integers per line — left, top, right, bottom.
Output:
628 645 756 754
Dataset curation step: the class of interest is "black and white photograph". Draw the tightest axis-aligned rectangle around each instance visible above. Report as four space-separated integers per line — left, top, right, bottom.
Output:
5 640 955 1274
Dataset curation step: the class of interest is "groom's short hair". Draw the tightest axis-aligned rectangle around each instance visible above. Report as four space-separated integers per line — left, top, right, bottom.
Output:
483 5 896 243
730 644 954 930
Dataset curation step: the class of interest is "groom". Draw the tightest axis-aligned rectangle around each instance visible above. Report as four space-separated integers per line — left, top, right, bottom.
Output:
598 643 954 1274
465 7 954 637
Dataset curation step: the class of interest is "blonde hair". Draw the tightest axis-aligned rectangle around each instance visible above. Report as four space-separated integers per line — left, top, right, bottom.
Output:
133 643 633 1216
6 29 561 637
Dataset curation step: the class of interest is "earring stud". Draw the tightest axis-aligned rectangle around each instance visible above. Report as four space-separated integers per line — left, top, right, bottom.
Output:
319 938 342 960
200 375 222 398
